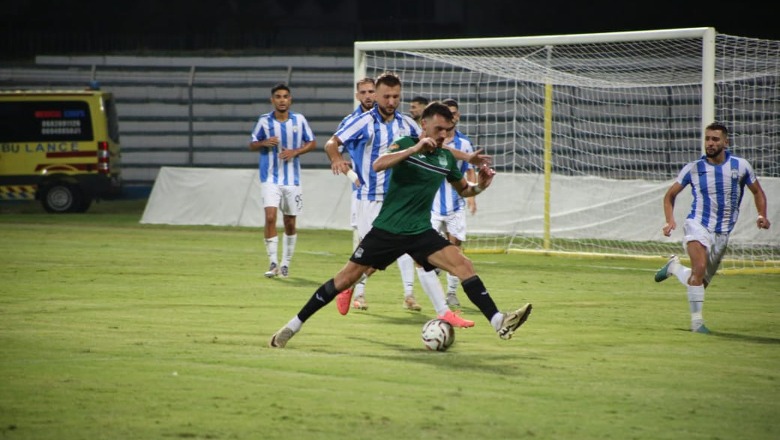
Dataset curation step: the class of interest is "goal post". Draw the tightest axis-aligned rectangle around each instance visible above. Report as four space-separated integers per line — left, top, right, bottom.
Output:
354 28 780 271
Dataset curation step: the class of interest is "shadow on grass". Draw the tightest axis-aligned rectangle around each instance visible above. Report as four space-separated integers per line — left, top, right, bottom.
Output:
268 277 324 289
324 312 536 376
676 328 780 344
342 334 531 376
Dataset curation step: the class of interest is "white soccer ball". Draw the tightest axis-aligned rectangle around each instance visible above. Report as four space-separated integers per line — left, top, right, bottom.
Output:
421 319 455 351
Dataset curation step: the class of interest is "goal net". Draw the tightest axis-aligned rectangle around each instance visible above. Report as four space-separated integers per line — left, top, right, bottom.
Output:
355 27 780 271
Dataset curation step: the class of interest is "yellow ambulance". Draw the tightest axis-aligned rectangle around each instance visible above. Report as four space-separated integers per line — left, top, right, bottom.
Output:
0 89 122 212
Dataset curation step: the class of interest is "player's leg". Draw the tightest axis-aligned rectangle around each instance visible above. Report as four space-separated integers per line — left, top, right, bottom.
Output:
278 185 302 278
419 231 531 339
398 254 421 311
679 219 719 333
347 199 383 310
414 263 473 328
685 240 709 333
270 260 370 348
270 230 406 348
444 211 467 308
261 183 282 277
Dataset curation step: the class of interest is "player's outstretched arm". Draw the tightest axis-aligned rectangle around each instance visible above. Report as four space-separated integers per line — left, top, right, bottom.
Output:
444 146 492 169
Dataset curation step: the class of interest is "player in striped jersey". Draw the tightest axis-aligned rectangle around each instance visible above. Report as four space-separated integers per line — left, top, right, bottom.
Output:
338 77 376 251
654 123 770 333
325 72 424 312
408 96 429 127
249 83 316 279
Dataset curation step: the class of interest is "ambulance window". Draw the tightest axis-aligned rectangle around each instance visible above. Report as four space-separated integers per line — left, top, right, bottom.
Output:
0 100 94 142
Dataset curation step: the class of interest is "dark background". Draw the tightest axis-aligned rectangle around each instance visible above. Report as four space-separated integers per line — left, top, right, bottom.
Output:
2 0 777 61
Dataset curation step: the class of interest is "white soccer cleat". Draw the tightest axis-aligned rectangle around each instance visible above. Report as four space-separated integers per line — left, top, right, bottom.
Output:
264 262 279 278
498 303 532 340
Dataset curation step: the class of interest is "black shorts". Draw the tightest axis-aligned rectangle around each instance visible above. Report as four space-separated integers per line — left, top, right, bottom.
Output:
350 227 452 272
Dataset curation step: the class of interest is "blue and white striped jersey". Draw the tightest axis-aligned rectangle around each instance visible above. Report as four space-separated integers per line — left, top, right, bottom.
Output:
678 151 757 234
250 111 315 185
337 105 366 156
338 105 365 130
432 130 474 215
334 106 420 202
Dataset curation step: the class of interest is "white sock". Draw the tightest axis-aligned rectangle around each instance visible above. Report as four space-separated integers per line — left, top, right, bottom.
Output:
687 284 705 324
397 253 415 297
416 267 449 315
446 273 459 295
281 233 297 267
264 236 278 265
287 316 303 333
670 260 691 286
490 312 504 331
353 273 369 297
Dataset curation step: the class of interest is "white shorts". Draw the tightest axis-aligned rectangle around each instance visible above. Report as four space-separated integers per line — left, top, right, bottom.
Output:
350 190 358 229
355 198 383 240
261 183 302 216
682 219 729 284
431 209 467 242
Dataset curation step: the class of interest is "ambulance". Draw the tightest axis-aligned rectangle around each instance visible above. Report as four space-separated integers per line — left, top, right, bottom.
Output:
0 89 122 212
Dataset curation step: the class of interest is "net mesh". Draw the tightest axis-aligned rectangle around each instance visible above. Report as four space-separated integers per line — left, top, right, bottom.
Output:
359 31 780 270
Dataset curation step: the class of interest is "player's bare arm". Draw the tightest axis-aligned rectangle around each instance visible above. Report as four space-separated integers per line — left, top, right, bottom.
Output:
748 180 771 229
372 138 434 171
324 135 352 175
661 182 684 236
443 145 492 169
279 140 317 161
248 136 280 151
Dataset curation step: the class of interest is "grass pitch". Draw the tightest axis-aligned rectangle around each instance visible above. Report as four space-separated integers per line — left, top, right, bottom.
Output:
1 200 778 440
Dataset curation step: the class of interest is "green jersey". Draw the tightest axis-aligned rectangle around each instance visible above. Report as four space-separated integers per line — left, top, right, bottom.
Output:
372 136 464 235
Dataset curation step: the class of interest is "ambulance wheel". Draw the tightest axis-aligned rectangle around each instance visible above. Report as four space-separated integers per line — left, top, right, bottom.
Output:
42 184 83 213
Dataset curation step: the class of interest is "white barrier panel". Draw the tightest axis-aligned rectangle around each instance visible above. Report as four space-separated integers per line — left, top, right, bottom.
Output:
140 167 779 248
140 167 353 229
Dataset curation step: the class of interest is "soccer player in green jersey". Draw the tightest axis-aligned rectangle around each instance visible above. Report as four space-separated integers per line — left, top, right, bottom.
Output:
270 101 532 348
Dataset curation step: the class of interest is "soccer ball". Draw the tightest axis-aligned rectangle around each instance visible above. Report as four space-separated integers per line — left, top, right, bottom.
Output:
421 319 455 351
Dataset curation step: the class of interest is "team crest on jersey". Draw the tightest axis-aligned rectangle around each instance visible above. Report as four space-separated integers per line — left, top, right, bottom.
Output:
731 168 739 180
438 156 448 167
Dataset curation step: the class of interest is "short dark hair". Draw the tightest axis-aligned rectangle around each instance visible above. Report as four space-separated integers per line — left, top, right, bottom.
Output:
271 83 290 95
706 122 729 136
421 101 453 121
375 71 401 89
411 96 429 105
441 98 458 109
355 77 375 89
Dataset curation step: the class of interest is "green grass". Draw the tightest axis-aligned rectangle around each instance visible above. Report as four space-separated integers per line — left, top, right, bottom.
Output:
1 200 779 440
